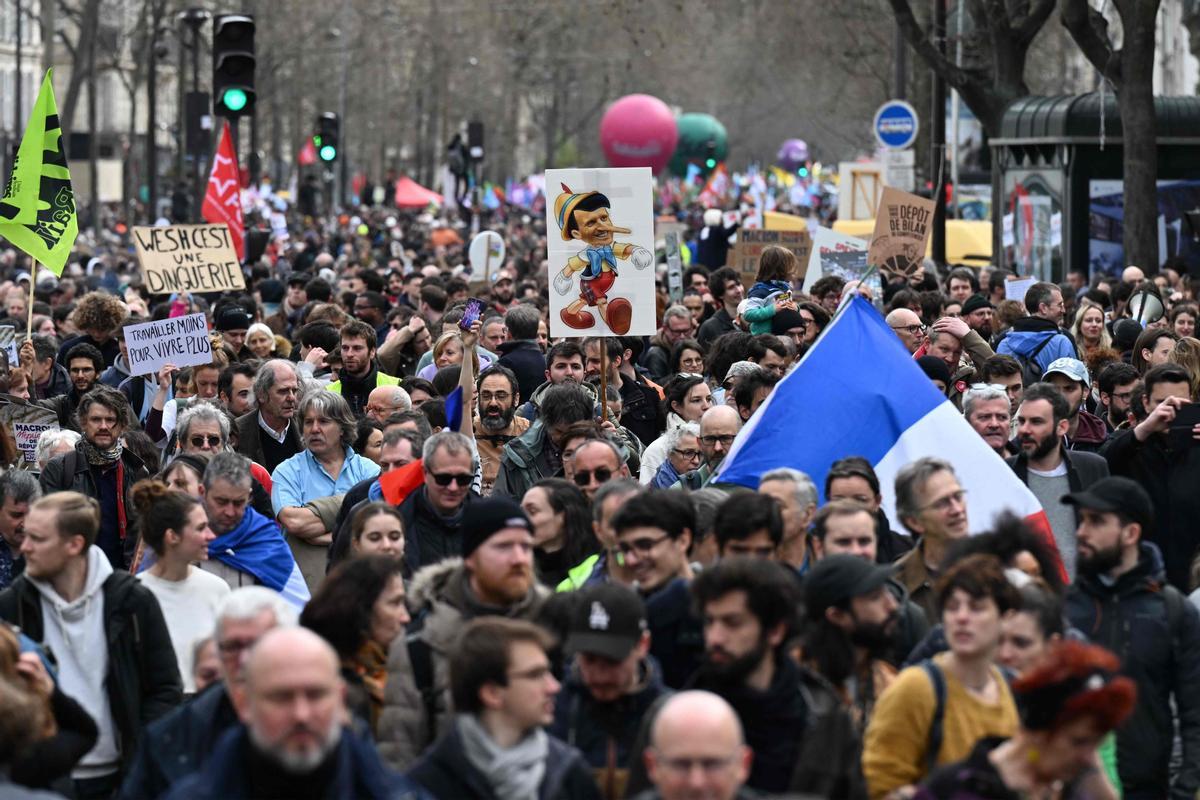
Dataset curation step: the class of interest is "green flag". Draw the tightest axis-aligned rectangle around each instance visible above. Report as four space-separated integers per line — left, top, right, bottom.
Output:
0 69 78 276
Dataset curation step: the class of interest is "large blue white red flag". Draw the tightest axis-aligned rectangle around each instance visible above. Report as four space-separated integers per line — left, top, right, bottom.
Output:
715 296 1054 553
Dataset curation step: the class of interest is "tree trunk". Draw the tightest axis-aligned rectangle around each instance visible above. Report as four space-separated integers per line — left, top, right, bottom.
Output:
1116 3 1159 270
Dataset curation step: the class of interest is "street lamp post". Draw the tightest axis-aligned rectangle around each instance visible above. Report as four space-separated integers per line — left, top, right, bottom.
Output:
177 7 210 222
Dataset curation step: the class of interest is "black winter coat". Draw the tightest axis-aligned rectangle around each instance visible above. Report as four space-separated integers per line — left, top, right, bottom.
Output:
0 570 183 774
497 339 547 406
400 485 481 574
408 722 602 800
1066 544 1200 800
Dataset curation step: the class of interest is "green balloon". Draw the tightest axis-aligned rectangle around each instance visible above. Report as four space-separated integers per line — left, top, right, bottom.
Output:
669 113 729 177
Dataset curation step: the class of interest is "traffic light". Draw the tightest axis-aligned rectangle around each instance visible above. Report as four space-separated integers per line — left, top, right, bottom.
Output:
315 113 339 162
212 14 255 117
467 121 484 162
704 139 717 170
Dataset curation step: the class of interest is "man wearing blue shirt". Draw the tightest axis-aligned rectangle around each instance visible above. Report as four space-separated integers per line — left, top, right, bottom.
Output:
271 391 379 544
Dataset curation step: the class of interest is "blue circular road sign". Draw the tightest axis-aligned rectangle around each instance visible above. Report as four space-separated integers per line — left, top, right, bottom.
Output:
873 101 919 149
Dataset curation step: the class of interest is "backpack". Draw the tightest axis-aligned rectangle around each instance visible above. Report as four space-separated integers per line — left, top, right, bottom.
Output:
920 659 947 774
1014 333 1055 386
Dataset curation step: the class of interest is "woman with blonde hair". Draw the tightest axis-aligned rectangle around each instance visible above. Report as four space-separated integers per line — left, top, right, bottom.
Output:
1070 300 1112 357
1168 335 1200 399
416 329 493 381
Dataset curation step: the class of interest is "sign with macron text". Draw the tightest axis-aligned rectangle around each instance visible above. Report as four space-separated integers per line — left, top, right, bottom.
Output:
123 313 213 377
132 224 246 294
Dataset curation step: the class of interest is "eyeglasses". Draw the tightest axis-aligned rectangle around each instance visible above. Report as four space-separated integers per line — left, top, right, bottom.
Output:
479 391 511 403
699 434 736 446
672 448 702 461
922 489 968 513
189 435 222 448
890 323 927 335
618 533 669 555
428 471 473 487
1110 390 1135 402
217 637 257 655
573 467 613 486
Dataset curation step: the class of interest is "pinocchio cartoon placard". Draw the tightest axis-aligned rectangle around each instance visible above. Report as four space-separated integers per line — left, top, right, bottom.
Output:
546 167 655 338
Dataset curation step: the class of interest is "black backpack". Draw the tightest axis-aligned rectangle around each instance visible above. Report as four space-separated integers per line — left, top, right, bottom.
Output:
1014 334 1055 387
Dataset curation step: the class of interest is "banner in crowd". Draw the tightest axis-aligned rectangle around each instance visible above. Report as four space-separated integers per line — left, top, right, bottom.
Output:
0 69 78 276
867 187 936 275
13 421 55 464
716 296 1056 562
0 397 56 467
201 119 245 260
123 312 213 377
131 224 246 294
728 229 812 286
546 167 656 338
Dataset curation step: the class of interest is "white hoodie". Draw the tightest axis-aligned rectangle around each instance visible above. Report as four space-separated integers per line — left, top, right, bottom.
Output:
28 545 120 777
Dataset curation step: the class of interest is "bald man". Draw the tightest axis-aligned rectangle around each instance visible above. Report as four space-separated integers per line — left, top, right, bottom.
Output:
885 308 925 354
1122 265 1145 284
674 405 742 490
642 691 752 800
162 628 426 800
365 384 412 423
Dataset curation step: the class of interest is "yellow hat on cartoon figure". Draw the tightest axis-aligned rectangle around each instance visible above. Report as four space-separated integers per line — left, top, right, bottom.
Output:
553 183 609 242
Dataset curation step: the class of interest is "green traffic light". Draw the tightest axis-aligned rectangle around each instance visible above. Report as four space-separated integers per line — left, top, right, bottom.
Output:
221 88 248 112
319 145 337 162
705 158 717 169
313 134 323 147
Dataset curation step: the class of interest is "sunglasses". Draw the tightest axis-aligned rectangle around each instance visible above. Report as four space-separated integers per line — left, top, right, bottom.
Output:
189 435 222 448
573 467 613 486
428 471 473 487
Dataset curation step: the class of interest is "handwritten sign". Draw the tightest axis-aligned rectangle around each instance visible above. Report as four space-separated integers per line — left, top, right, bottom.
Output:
728 229 812 286
867 187 936 276
131 224 246 294
1005 275 1036 302
14 422 55 464
123 313 213 377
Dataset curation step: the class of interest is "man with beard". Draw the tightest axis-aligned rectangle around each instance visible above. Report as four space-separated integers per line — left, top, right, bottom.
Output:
1010 383 1109 582
473 366 529 496
960 294 994 341
963 384 1015 457
39 386 150 569
1097 361 1140 433
517 340 587 421
377 497 550 769
236 360 302 474
30 342 103 431
162 627 424 800
489 267 517 313
802 555 900 735
1064 477 1200 800
494 383 593 500
662 558 862 797
550 583 670 798
1043 357 1107 451
327 320 402 416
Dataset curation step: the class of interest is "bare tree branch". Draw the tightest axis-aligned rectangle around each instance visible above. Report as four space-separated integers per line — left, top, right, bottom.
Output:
1060 0 1122 85
1015 0 1057 44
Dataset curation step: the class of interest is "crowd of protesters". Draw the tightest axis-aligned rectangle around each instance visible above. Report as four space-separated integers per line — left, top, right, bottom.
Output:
0 198 1198 800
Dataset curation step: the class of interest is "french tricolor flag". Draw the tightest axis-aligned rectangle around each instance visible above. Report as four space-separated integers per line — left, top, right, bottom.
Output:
716 296 1057 564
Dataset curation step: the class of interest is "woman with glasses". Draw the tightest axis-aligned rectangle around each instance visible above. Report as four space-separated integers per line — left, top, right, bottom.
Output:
638 375 713 485
652 422 702 489
520 478 597 588
131 478 230 693
669 338 707 377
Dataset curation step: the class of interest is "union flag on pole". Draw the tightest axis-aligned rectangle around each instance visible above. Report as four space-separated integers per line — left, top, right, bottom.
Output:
202 120 244 260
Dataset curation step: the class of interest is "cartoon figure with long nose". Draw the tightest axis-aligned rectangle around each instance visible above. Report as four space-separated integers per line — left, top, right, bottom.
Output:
551 182 652 335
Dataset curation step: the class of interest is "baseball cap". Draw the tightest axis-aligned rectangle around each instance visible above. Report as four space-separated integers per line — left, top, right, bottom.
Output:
565 583 647 661
1061 476 1154 533
461 497 532 558
1044 357 1090 388
805 554 895 620
215 307 253 332
961 294 993 315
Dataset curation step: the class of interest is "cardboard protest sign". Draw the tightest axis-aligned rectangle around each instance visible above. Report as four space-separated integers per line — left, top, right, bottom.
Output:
1006 275 1035 302
728 229 813 286
546 167 655 338
131 224 246 294
867 187 936 276
803 227 867 290
14 422 55 464
123 313 213 377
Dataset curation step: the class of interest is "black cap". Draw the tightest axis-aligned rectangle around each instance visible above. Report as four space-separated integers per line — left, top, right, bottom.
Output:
461 496 532 558
771 308 806 336
1062 476 1154 533
565 583 647 661
287 271 312 287
258 278 285 304
215 306 253 332
805 554 895 620
961 294 993 315
917 355 952 385
1113 318 1142 351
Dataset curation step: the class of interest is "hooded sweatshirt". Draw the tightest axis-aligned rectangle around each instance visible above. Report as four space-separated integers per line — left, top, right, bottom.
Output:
28 546 120 777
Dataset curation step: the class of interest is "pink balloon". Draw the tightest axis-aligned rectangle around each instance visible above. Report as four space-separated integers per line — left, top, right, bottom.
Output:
599 94 678 175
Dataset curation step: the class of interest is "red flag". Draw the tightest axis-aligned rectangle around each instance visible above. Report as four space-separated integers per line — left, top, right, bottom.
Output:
202 120 245 260
379 459 426 506
298 137 317 166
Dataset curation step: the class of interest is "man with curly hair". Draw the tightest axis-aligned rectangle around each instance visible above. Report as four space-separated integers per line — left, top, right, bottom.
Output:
56 291 127 368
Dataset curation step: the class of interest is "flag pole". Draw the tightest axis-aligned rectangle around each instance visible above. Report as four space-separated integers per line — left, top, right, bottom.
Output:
25 263 36 342
599 338 608 422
